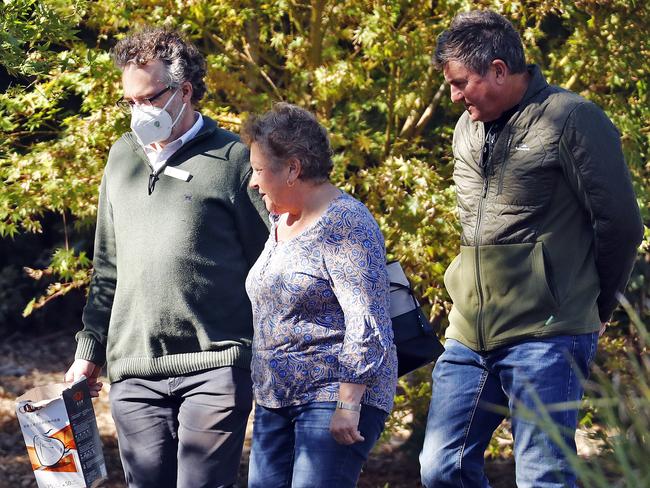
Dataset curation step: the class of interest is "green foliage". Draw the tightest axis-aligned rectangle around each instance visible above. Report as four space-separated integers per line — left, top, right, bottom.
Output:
2 0 648 313
353 155 458 312
0 0 85 76
1 0 648 458
385 366 432 441
22 248 91 317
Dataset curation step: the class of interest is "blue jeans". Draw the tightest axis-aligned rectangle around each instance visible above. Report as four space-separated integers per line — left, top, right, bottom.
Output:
420 333 598 488
248 401 388 488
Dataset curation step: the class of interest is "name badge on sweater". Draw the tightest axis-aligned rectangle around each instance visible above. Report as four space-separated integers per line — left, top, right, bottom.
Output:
164 166 191 181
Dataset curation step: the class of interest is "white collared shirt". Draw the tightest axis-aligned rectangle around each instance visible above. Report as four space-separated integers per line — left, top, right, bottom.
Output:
144 112 204 172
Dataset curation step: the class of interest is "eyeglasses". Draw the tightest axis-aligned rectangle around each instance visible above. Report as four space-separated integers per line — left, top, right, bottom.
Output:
115 85 175 113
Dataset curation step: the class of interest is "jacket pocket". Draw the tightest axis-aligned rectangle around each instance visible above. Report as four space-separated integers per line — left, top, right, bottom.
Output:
479 241 559 342
444 242 560 347
443 250 479 339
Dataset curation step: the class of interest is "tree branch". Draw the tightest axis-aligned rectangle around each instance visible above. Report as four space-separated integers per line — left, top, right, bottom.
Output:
384 63 397 157
206 32 283 100
413 82 446 137
241 37 284 100
308 0 327 68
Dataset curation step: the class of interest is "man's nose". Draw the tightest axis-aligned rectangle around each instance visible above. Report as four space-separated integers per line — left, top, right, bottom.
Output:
249 173 258 189
450 86 463 103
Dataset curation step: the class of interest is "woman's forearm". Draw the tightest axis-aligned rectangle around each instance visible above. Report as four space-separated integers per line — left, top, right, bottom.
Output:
338 382 367 404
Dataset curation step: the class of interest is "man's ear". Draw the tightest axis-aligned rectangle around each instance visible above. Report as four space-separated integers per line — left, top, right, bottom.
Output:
492 59 509 85
181 81 193 102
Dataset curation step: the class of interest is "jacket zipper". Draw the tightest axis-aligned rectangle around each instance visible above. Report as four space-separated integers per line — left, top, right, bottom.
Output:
475 127 497 351
474 197 487 351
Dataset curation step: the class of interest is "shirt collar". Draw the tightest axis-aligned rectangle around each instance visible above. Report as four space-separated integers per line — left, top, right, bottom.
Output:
177 112 204 147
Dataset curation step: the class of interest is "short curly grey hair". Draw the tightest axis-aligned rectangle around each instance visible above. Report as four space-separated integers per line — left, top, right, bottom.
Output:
241 103 333 183
111 27 206 104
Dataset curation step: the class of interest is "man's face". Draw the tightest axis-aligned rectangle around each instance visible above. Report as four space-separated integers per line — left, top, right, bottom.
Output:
443 60 503 122
121 59 184 142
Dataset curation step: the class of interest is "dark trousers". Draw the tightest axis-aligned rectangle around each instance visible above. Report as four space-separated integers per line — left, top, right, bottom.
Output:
109 367 253 488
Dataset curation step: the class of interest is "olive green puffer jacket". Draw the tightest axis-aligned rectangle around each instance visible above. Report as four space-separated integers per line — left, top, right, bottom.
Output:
444 65 643 352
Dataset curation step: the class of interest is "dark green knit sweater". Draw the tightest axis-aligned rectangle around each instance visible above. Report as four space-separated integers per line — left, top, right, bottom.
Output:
75 117 269 382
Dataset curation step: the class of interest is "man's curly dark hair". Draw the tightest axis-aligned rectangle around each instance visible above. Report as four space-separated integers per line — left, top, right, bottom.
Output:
111 27 207 104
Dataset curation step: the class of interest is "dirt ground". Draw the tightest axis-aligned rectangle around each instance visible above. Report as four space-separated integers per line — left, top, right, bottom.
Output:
0 330 519 488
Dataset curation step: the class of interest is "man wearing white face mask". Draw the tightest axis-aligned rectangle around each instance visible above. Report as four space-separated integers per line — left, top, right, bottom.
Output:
130 85 186 148
63 27 269 488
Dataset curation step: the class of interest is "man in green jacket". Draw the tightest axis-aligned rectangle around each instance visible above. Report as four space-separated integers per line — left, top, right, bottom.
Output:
419 10 643 488
63 28 268 487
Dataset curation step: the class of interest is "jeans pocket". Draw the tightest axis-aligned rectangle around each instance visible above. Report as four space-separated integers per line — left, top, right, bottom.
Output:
568 332 599 381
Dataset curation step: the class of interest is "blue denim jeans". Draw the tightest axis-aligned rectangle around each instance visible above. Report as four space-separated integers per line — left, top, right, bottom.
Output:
420 333 598 488
248 401 388 488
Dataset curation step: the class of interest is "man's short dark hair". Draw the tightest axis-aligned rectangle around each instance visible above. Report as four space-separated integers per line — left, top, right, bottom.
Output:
434 10 526 75
241 103 333 183
111 27 207 104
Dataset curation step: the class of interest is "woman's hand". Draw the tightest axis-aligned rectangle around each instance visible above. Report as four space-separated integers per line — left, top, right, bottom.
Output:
330 408 364 445
330 382 367 445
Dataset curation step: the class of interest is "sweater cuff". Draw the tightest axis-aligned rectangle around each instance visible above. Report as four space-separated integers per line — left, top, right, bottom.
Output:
597 297 617 324
75 336 106 366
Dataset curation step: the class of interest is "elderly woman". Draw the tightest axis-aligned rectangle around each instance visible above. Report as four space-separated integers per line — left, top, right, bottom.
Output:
242 103 398 487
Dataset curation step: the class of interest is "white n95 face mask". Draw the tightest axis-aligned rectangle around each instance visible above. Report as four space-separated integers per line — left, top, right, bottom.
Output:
130 89 186 146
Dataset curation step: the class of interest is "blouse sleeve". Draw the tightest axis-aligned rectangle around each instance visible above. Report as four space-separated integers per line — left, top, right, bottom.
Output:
321 201 394 385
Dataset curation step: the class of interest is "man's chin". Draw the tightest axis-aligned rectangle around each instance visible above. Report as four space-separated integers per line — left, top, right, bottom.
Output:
466 108 481 121
467 110 492 123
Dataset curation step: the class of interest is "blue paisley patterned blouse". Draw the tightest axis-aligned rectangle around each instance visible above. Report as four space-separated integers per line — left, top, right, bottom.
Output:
245 191 398 413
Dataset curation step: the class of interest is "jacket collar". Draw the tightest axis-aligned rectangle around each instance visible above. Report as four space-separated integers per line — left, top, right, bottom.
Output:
518 64 548 107
483 65 547 131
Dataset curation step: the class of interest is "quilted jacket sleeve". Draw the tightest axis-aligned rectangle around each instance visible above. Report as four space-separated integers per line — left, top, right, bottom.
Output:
559 102 643 322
